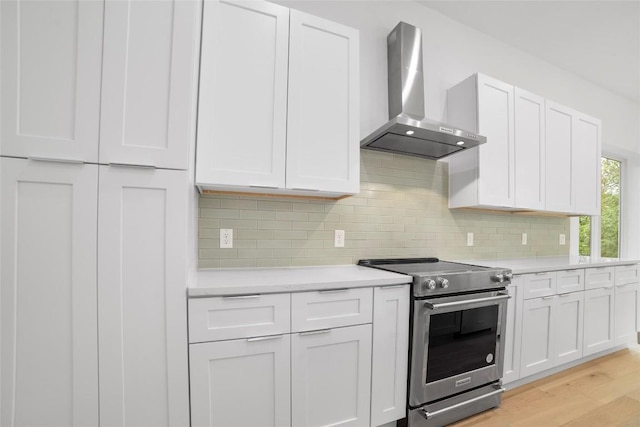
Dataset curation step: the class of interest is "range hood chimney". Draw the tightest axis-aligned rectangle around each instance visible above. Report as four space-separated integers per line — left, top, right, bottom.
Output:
360 22 486 160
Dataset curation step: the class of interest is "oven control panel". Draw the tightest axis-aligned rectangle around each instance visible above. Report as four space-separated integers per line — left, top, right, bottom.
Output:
414 269 511 297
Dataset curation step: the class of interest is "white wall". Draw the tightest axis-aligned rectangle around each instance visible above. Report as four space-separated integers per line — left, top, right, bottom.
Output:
274 0 640 258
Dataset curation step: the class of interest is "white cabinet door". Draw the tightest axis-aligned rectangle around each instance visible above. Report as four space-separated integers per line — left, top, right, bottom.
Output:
371 285 409 426
572 112 601 215
292 324 372 427
189 335 291 427
196 0 289 189
545 101 574 213
514 88 545 210
286 10 359 195
1 158 99 426
503 277 523 384
583 287 615 356
614 283 639 345
520 296 555 377
476 74 515 207
100 0 200 169
555 292 584 365
0 0 102 162
98 166 189 427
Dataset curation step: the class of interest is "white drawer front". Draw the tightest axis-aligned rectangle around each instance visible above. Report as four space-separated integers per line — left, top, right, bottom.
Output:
188 294 291 343
292 287 373 332
523 272 556 299
585 267 615 290
556 269 585 294
615 264 639 286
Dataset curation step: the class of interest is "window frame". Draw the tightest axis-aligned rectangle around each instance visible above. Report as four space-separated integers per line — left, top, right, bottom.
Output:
571 150 627 259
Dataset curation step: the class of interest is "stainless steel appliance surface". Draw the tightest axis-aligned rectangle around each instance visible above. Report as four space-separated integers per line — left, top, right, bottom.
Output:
360 22 486 160
358 257 512 427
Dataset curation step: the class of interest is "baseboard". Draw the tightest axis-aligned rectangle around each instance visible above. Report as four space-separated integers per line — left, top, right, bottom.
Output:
503 344 632 390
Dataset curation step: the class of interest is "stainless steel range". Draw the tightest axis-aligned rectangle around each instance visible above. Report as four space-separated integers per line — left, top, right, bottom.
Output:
358 258 512 427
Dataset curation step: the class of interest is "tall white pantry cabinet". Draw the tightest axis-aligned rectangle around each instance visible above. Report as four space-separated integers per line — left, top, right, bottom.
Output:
0 1 200 426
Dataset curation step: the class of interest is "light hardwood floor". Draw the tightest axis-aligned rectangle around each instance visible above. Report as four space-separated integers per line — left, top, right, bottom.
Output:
450 345 640 426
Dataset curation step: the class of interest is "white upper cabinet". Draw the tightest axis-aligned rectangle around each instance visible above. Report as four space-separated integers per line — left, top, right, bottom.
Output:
544 101 574 213
572 112 601 215
448 73 515 208
448 74 601 215
514 88 545 210
286 10 359 195
1 158 99 427
0 0 103 162
196 0 289 188
99 0 201 169
196 1 359 198
97 166 190 427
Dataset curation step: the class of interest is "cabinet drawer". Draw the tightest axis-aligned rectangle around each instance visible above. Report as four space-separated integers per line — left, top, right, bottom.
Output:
291 287 373 332
585 267 615 290
556 269 585 294
523 272 556 299
615 264 639 286
188 294 291 343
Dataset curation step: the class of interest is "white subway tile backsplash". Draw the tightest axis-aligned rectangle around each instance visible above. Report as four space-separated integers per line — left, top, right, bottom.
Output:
198 151 570 267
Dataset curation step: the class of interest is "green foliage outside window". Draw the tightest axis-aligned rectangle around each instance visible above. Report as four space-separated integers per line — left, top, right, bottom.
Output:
579 157 620 258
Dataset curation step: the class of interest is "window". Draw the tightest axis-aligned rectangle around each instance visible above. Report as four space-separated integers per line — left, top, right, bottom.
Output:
579 157 621 258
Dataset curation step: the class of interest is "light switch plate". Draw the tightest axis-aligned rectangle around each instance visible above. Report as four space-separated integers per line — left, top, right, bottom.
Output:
467 232 474 246
522 233 528 245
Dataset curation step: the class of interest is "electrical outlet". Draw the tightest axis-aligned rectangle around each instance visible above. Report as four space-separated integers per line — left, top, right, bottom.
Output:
559 234 566 245
467 232 474 246
220 229 233 248
522 233 528 245
334 230 345 248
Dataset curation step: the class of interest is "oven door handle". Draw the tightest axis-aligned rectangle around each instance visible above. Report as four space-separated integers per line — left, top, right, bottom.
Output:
419 385 505 419
424 293 510 310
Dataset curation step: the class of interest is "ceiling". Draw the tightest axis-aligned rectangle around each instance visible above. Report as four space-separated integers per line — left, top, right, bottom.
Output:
418 1 640 103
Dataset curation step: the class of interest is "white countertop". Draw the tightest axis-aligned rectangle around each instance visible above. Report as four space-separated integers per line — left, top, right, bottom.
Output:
189 265 412 297
458 256 640 275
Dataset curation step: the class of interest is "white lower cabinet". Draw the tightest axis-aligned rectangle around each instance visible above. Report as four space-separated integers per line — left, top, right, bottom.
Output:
502 265 638 388
583 287 615 356
519 282 584 377
1 158 99 426
97 166 190 426
502 277 523 384
520 296 555 377
188 285 408 427
371 285 410 426
292 325 372 427
0 159 191 427
189 335 291 427
554 292 584 365
614 283 639 345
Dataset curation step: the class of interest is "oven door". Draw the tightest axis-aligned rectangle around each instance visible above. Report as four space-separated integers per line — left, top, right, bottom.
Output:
409 289 509 407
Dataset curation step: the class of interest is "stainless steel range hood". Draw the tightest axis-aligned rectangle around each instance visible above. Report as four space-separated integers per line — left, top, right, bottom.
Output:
361 22 486 160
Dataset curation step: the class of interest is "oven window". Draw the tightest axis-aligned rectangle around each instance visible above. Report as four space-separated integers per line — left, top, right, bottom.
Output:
426 305 499 383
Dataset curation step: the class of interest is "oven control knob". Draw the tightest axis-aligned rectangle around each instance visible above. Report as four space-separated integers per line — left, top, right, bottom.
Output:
504 272 513 281
422 278 437 291
437 277 449 289
492 273 505 283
